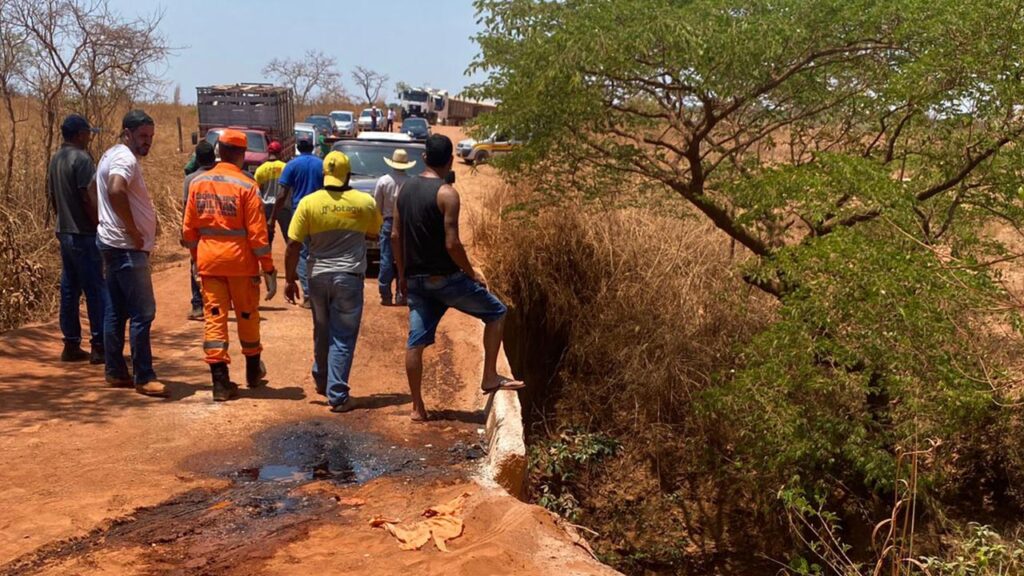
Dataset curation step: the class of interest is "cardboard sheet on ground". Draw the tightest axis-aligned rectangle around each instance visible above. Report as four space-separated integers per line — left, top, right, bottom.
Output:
370 492 470 552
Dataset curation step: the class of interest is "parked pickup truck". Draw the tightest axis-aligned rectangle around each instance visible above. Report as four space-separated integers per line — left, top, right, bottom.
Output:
192 84 296 173
457 132 521 165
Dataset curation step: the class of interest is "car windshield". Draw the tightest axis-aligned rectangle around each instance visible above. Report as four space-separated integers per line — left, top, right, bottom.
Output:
403 90 428 102
332 143 426 178
295 129 315 142
360 110 372 118
205 130 266 153
403 118 427 130
307 116 331 129
245 132 267 152
331 112 353 122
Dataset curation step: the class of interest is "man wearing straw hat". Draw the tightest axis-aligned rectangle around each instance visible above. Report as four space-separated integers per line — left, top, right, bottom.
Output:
373 148 415 305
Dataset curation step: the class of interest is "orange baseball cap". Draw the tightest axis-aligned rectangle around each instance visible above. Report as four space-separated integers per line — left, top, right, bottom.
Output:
218 129 247 149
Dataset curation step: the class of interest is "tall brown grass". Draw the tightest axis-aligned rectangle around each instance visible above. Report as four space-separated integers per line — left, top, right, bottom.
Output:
474 180 775 429
0 98 199 331
473 178 779 570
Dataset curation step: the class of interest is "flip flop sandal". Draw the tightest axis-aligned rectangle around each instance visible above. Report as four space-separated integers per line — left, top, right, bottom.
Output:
482 380 526 394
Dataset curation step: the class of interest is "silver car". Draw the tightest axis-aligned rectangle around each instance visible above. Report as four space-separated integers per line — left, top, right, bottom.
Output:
330 110 357 137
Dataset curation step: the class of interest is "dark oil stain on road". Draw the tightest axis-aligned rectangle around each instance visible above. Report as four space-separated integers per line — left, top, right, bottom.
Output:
0 418 468 576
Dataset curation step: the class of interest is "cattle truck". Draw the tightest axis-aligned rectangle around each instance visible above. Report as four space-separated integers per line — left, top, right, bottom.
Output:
193 83 296 173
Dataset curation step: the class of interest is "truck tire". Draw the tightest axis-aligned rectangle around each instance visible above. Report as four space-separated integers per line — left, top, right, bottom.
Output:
474 150 489 164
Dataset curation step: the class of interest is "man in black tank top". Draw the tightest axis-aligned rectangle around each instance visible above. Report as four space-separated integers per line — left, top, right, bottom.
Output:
393 134 525 422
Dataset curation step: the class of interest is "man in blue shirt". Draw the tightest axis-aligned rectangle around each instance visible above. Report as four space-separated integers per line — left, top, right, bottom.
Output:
271 134 324 307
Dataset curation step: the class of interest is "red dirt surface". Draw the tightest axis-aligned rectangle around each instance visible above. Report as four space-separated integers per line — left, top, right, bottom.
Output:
0 127 618 575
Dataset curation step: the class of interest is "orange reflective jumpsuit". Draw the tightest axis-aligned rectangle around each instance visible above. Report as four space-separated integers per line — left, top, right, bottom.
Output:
182 162 274 365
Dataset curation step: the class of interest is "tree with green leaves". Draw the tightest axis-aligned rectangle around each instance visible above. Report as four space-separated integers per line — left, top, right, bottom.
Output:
468 0 1024 565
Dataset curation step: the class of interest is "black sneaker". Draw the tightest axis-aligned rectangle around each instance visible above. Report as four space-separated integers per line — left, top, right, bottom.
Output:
60 343 89 362
89 344 104 365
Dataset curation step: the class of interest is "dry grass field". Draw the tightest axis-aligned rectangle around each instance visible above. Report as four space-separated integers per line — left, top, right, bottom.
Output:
0 96 367 332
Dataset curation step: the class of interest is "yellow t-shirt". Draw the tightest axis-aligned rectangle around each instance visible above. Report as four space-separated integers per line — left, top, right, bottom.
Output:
288 188 383 276
253 160 286 205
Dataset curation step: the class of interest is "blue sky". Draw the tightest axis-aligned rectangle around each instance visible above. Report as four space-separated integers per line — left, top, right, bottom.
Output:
110 0 487 104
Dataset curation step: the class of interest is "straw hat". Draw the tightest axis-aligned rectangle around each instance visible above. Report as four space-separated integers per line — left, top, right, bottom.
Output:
383 148 417 170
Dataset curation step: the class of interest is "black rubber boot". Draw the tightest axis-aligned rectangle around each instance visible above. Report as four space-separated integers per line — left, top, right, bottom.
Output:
210 362 237 402
245 355 267 388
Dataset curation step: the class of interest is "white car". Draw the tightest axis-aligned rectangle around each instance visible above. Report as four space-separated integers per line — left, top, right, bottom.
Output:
456 137 477 158
458 132 520 164
293 122 322 156
357 109 381 131
330 110 357 137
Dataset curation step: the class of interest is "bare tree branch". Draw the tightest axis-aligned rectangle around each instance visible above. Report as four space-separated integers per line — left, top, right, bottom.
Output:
263 50 342 107
350 65 389 104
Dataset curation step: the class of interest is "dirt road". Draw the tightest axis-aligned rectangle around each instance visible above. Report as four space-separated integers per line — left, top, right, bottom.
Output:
0 127 618 575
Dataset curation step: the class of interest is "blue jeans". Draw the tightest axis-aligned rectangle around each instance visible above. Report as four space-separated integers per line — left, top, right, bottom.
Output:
99 243 157 384
263 203 292 248
378 217 395 298
309 272 364 407
57 233 107 346
406 272 507 348
296 241 311 298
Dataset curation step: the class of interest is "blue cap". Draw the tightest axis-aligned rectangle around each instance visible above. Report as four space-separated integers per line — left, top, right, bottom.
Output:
60 114 99 136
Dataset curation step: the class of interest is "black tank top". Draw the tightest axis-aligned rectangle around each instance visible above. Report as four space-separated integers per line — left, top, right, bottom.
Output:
397 176 460 277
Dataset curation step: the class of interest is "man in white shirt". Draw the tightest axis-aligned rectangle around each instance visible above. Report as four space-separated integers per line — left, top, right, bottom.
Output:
386 107 395 132
94 109 167 397
373 148 414 305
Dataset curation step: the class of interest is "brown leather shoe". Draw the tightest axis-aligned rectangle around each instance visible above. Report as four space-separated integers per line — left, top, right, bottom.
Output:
106 375 133 388
135 381 169 398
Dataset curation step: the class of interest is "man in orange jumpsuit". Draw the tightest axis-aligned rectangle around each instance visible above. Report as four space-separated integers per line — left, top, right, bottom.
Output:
182 129 278 401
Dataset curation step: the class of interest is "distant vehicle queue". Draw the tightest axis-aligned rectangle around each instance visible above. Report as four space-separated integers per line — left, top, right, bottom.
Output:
48 75 527 420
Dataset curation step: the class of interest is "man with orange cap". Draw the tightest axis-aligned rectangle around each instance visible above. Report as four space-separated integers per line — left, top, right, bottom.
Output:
183 129 278 401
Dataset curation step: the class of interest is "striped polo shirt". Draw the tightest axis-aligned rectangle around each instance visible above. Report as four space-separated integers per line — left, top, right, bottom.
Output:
287 188 382 276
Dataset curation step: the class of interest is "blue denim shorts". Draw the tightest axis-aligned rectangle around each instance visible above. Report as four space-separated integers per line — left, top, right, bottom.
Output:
406 272 507 348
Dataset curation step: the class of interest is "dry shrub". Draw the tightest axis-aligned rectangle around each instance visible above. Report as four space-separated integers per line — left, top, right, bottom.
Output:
478 182 774 433
0 98 198 332
0 207 55 331
475 181 778 569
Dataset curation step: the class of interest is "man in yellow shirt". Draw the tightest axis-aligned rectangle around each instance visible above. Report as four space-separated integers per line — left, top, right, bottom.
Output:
285 151 382 412
253 141 289 247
